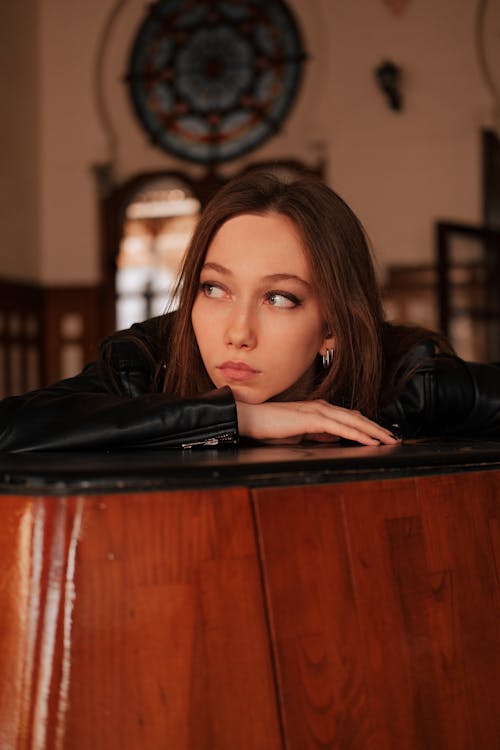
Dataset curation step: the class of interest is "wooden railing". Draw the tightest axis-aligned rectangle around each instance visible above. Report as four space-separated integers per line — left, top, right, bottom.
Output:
0 280 104 397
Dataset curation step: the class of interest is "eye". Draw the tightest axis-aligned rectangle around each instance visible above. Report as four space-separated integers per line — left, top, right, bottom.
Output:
200 282 227 299
266 291 301 308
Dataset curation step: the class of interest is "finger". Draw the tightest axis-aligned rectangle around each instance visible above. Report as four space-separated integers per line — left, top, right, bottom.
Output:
301 409 395 445
341 418 399 444
316 421 384 445
322 404 393 434
312 405 399 444
305 432 341 443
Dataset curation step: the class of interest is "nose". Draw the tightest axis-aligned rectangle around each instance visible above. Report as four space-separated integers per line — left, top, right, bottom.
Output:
224 301 257 350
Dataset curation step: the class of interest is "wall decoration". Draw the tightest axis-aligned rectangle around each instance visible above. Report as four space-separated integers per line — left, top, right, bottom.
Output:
125 0 306 165
375 60 403 111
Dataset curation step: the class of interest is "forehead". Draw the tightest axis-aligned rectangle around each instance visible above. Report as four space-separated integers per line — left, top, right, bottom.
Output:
206 213 311 277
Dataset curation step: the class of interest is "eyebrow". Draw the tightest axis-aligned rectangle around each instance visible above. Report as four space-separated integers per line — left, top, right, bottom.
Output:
201 262 312 290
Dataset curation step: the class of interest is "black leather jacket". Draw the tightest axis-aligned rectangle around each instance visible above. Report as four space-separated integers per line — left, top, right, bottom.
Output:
1 316 499 452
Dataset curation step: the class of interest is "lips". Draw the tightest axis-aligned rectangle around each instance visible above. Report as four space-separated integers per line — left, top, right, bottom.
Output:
217 361 261 382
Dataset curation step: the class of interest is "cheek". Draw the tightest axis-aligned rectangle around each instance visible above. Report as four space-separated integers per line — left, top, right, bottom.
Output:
272 314 324 356
262 322 322 389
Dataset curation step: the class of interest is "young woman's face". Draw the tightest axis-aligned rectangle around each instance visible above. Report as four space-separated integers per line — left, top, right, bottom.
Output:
191 212 333 404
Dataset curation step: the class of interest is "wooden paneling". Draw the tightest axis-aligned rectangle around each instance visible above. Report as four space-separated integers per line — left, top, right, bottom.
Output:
0 489 281 750
41 285 103 385
0 280 42 396
0 279 104 396
0 496 35 749
253 471 500 750
1 470 499 748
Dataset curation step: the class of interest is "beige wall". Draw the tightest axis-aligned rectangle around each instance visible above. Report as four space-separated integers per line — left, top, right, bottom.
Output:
38 0 109 284
316 0 489 271
0 0 495 285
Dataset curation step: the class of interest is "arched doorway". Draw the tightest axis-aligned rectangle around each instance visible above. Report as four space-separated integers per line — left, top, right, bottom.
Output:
99 160 324 335
115 176 201 330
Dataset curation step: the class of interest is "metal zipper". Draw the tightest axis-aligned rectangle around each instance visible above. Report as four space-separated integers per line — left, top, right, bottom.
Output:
182 432 235 449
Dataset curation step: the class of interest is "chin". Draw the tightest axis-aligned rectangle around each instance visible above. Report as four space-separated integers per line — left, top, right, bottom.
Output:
226 385 269 404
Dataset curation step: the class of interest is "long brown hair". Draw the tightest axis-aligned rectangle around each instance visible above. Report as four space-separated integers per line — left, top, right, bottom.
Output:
162 169 424 417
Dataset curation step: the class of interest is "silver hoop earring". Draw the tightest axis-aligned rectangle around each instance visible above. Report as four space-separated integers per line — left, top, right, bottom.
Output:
322 348 334 369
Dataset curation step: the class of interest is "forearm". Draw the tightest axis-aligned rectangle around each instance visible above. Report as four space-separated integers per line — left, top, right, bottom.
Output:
0 375 238 452
381 356 500 439
236 399 398 445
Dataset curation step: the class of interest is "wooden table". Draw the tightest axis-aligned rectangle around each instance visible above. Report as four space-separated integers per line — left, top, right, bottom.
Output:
1 440 500 749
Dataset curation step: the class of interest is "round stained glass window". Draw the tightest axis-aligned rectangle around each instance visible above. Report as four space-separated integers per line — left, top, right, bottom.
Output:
126 0 306 165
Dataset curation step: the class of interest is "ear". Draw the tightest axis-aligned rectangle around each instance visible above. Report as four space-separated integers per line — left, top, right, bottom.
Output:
318 332 335 357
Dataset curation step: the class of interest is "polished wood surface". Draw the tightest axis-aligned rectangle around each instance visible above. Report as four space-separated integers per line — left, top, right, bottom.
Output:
1 468 499 748
1 490 281 749
255 472 500 749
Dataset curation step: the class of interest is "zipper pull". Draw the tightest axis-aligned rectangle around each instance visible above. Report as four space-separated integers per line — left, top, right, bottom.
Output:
182 437 219 449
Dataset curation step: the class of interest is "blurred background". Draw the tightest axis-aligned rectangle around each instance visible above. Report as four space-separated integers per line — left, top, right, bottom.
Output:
1 0 499 397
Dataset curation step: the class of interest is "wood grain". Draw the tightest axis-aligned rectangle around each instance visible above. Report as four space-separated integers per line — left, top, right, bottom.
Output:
0 496 34 749
2 469 499 749
253 470 500 750
0 496 83 749
0 489 282 750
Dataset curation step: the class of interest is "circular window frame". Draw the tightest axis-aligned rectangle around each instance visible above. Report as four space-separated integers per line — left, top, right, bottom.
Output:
125 0 306 165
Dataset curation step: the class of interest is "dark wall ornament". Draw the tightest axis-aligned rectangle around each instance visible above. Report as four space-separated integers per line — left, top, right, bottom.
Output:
125 0 307 165
375 60 403 111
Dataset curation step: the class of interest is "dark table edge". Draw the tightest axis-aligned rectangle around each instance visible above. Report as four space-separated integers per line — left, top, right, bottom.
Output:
1 439 500 495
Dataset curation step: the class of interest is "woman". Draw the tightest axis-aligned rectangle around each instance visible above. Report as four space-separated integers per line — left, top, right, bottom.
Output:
1 171 499 452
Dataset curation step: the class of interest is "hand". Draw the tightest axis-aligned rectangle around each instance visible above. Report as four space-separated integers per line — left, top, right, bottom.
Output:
236 399 400 446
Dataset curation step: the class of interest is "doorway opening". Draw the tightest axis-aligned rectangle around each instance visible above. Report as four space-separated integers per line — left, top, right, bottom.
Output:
115 176 201 330
100 160 324 337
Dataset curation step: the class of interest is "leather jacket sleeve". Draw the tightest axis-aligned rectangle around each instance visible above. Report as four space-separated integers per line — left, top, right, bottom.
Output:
1 316 499 451
381 353 500 439
0 320 238 453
